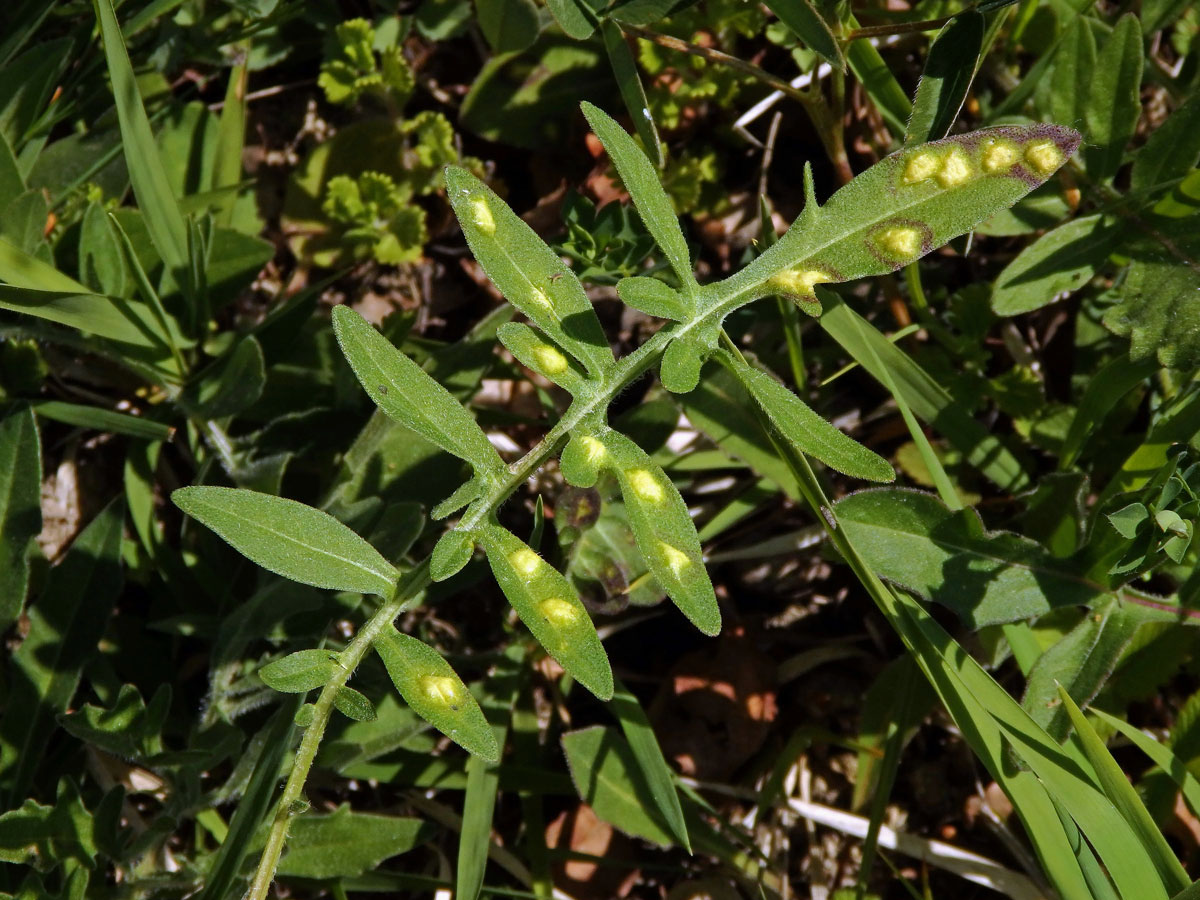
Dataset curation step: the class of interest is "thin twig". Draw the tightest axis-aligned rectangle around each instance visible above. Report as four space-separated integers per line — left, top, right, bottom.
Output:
842 15 955 42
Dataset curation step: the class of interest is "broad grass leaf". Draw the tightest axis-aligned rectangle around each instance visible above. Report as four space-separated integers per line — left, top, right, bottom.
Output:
259 650 341 693
0 406 40 631
93 0 191 295
1089 707 1200 817
333 305 504 477
581 102 694 286
445 167 613 376
818 291 1032 492
600 430 720 635
0 285 175 350
0 237 91 293
1083 14 1143 181
479 524 613 700
172 486 398 597
728 124 1081 306
609 678 690 850
1058 687 1191 894
861 575 1125 900
905 10 983 144
374 626 498 761
561 726 676 847
715 348 894 483
834 488 1106 628
277 804 434 878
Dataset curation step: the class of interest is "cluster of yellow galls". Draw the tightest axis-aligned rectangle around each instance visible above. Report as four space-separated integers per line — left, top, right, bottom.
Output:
874 136 1065 260
902 135 1064 186
507 548 585 628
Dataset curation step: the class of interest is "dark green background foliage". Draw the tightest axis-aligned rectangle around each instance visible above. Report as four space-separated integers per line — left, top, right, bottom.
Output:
2 0 1200 899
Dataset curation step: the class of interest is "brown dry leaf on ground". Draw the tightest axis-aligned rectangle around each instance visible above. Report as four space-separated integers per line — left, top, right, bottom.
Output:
650 628 778 781
545 803 640 899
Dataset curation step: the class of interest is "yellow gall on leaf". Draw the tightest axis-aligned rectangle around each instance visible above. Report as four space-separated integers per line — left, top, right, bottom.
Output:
980 138 1019 174
874 225 922 260
469 198 495 235
420 675 460 704
532 344 568 375
628 469 665 503
936 146 974 187
540 597 580 626
580 436 606 464
902 150 941 185
767 268 832 298
1023 139 1064 175
510 548 543 577
659 541 692 577
528 287 554 314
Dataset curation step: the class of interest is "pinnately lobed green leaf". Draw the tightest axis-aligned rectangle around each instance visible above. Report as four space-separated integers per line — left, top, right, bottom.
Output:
172 486 398 597
727 123 1081 307
332 305 505 477
479 524 614 699
374 626 498 761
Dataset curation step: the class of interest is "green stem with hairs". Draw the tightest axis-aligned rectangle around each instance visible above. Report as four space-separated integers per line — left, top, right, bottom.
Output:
246 280 772 898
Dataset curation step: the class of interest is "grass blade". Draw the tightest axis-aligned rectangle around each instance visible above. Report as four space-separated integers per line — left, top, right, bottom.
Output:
1058 686 1190 894
610 677 691 851
93 0 191 296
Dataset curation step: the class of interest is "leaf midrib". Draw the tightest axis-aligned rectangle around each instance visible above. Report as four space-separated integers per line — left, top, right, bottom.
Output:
201 497 394 590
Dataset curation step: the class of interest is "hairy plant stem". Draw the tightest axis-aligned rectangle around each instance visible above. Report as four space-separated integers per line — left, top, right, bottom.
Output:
246 559 432 900
620 24 853 184
246 283 766 897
